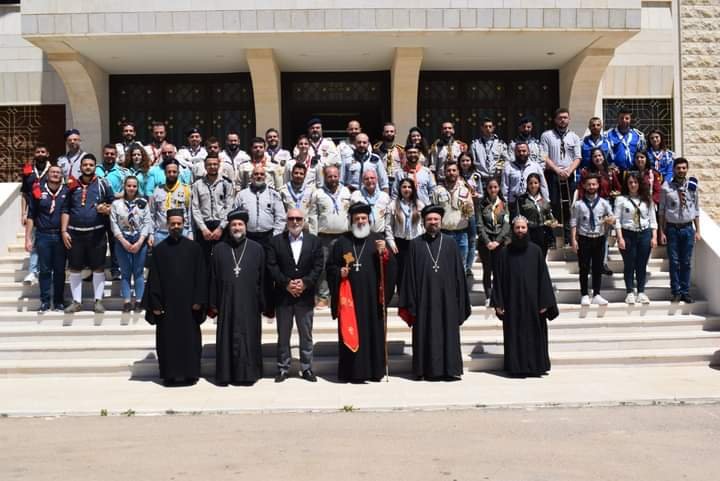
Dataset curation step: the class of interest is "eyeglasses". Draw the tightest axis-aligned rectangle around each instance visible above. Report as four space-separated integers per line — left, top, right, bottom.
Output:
287 217 304 222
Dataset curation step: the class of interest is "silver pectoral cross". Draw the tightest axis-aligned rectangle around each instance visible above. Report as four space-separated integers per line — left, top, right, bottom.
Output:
432 264 439 273
233 266 241 277
353 262 362 272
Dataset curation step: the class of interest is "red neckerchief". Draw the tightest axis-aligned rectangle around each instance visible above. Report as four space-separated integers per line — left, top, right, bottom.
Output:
403 162 423 183
45 183 61 214
77 175 97 207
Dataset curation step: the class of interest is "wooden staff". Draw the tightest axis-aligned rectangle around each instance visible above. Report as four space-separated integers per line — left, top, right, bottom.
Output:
377 239 389 382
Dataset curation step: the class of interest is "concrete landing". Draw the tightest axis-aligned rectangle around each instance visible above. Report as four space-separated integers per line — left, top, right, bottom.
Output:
1 365 719 417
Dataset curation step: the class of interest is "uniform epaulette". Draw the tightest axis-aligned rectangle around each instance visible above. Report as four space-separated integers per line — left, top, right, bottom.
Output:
688 176 698 191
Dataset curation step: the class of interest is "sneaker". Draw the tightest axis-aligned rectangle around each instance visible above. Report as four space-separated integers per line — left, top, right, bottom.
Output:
636 292 650 305
592 294 609 305
53 303 65 312
580 295 591 306
38 302 50 313
681 294 695 304
301 369 317 382
484 298 491 307
122 302 132 313
624 292 636 305
134 303 144 314
94 300 106 314
671 294 681 303
274 371 289 383
111 271 122 281
602 265 614 276
22 272 37 286
64 301 82 314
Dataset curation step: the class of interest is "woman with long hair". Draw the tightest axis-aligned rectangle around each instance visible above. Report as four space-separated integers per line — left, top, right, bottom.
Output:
614 172 657 304
126 142 152 197
385 178 424 286
477 177 510 306
632 150 663 206
510 173 556 258
458 152 482 275
405 127 430 166
646 129 674 183
285 134 321 187
110 175 152 312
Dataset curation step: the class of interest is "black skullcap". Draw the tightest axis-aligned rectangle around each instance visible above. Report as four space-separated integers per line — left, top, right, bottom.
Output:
306 118 322 128
421 205 445 218
186 127 201 137
227 209 249 223
166 208 184 220
348 202 371 218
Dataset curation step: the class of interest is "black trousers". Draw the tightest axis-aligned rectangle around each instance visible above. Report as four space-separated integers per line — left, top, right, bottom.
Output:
478 242 503 296
276 303 314 372
194 220 221 266
578 235 604 296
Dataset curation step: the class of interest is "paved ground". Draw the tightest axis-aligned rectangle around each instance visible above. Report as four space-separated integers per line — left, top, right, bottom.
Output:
1 365 720 416
1 404 718 481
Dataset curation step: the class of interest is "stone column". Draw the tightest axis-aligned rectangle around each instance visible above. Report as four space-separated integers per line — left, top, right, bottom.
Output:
40 44 108 156
391 47 424 137
559 47 615 135
247 48 282 141
679 0 720 220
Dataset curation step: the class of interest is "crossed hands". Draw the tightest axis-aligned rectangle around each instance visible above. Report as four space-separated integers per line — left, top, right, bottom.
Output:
286 279 306 297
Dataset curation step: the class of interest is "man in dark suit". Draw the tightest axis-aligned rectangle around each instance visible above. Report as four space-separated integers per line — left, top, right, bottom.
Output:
267 208 325 382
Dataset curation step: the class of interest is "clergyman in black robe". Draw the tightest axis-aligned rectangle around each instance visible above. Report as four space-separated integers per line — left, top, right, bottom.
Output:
398 205 470 381
208 209 266 386
327 202 396 382
143 208 207 386
492 215 558 377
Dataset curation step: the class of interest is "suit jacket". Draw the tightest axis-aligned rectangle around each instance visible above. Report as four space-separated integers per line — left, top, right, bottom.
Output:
267 231 325 307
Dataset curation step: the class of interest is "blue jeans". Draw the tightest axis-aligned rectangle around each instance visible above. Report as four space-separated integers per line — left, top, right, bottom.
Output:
666 224 695 295
36 231 66 306
444 230 469 269
29 226 38 274
619 228 652 293
116 233 148 301
465 216 477 273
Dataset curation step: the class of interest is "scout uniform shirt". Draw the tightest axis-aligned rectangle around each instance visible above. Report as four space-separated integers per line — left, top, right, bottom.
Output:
431 180 474 231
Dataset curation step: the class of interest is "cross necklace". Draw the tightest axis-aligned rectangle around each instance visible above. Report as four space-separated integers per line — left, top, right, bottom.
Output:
230 240 248 277
425 234 443 273
352 239 367 272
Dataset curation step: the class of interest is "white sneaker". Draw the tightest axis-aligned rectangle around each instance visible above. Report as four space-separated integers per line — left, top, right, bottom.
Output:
592 294 609 305
636 292 650 304
624 292 636 305
484 298 491 307
22 272 37 286
580 295 591 306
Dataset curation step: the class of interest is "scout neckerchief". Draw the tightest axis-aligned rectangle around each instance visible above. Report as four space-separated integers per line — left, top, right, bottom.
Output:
65 149 85 176
673 177 688 212
583 195 600 230
78 175 97 207
627 196 642 229
553 129 568 159
399 199 413 234
287 182 306 209
361 187 380 224
322 185 342 214
613 128 633 165
163 180 183 210
44 182 62 214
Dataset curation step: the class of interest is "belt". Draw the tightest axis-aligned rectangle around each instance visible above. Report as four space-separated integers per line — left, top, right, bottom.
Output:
37 228 61 235
667 222 693 229
442 228 466 234
578 233 604 239
68 225 104 232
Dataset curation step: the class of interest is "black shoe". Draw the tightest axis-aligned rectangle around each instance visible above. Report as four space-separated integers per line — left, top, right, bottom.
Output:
301 369 317 382
82 274 92 282
122 302 132 313
602 265 613 276
681 294 695 304
671 295 681 303
53 303 65 312
274 371 289 383
38 302 50 313
111 271 122 281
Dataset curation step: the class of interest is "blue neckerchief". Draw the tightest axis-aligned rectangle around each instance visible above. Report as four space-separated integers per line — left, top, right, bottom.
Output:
583 195 600 230
361 187 380 223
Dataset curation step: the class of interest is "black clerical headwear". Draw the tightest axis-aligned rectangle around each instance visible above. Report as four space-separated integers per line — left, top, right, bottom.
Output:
421 205 444 218
307 118 322 128
166 208 184 220
348 202 371 218
227 209 249 223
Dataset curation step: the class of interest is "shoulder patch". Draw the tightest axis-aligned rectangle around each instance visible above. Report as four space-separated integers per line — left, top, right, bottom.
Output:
688 177 699 191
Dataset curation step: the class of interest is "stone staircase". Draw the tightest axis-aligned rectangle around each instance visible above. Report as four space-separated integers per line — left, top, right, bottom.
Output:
0 231 718 379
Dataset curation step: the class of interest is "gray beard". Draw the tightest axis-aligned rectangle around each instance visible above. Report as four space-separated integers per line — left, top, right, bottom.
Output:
231 232 245 242
352 223 370 239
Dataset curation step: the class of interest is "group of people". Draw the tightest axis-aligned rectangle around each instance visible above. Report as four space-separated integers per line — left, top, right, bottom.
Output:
19 107 701 384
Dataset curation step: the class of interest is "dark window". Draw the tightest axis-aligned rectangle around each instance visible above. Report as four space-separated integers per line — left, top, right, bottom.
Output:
603 98 674 150
418 71 559 143
282 72 391 145
0 105 66 182
110 74 255 148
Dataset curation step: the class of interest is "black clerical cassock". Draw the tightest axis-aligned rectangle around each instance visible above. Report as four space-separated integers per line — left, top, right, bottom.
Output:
327 205 396 382
209 209 266 385
492 230 558 376
143 209 208 384
398 205 470 380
